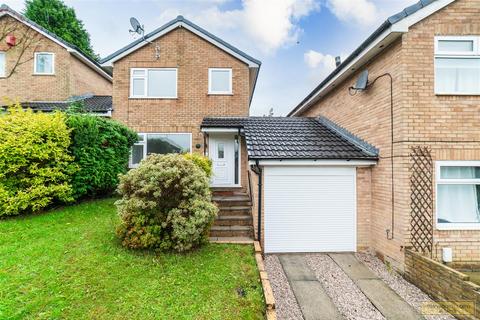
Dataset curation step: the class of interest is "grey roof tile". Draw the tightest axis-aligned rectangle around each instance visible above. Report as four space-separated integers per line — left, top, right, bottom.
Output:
202 116 378 160
2 95 113 113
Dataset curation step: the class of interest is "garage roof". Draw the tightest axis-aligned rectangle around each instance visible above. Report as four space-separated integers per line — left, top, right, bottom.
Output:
201 117 378 160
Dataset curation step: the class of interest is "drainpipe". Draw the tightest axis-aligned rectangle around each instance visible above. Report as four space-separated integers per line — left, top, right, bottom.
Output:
252 160 263 242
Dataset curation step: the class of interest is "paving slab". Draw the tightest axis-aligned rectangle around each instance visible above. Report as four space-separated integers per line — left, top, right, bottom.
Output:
279 254 343 320
330 253 424 320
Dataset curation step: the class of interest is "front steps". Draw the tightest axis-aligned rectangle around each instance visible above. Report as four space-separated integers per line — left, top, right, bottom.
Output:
210 190 254 243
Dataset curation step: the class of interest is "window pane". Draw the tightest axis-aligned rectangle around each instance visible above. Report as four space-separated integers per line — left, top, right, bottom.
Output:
210 69 231 93
132 78 145 96
132 69 145 77
435 58 480 93
36 53 53 74
147 134 190 155
147 69 177 97
440 166 480 179
0 52 5 77
218 143 224 159
437 184 480 223
438 40 474 52
131 144 144 165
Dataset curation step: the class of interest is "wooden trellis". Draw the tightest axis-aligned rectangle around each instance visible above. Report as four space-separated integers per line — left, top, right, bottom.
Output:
410 146 434 256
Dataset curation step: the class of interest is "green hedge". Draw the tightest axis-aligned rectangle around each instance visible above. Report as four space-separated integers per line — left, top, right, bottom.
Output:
0 106 137 216
0 106 77 216
66 114 137 199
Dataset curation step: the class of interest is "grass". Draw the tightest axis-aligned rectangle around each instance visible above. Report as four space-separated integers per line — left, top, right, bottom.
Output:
0 199 264 320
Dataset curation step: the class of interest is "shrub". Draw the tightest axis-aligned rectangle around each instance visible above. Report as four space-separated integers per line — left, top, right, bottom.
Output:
115 154 218 252
66 114 137 199
183 153 213 177
0 106 77 216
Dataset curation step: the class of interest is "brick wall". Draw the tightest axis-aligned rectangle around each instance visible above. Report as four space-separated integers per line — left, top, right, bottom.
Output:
0 15 111 102
405 249 480 320
297 0 480 267
111 27 251 185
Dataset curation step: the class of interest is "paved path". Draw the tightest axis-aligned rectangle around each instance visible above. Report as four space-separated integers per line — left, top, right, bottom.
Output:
279 254 343 320
278 253 424 320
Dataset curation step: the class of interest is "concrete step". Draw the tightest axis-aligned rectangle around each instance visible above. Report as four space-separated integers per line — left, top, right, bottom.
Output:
214 215 253 226
209 236 254 244
213 195 251 207
217 206 251 216
211 188 248 196
210 225 253 238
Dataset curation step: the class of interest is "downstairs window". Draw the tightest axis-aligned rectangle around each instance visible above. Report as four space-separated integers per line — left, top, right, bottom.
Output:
436 161 480 230
129 133 192 168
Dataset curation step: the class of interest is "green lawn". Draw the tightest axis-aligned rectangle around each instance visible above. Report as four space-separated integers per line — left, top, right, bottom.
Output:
0 199 264 320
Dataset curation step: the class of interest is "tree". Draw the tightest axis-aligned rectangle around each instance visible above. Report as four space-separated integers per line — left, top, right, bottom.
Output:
24 0 97 60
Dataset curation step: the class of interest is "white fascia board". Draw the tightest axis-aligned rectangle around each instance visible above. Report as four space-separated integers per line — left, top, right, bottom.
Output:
101 22 260 68
249 159 377 167
68 50 112 81
201 128 241 133
291 28 401 116
392 0 455 33
291 0 456 117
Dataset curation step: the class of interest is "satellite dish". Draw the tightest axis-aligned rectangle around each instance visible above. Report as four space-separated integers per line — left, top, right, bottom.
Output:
129 17 144 35
353 70 369 91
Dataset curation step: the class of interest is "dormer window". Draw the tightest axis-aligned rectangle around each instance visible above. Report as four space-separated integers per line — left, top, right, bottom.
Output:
130 68 177 99
434 36 480 95
208 68 232 95
34 52 54 75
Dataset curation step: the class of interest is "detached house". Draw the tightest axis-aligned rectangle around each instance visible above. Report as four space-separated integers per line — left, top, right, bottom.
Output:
0 5 112 115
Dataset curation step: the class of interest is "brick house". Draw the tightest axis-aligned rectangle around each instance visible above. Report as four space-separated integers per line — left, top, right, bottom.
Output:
283 0 480 269
100 16 262 241
0 5 112 115
200 0 480 270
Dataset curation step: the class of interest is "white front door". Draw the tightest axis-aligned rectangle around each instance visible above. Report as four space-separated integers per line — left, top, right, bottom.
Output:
210 135 236 186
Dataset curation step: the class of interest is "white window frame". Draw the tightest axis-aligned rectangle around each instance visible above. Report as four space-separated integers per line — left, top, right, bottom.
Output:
129 68 178 99
434 36 480 95
435 160 480 230
129 132 192 168
208 68 232 95
0 52 5 78
33 52 55 75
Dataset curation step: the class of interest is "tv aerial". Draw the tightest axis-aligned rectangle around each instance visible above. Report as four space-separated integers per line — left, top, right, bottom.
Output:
129 17 160 60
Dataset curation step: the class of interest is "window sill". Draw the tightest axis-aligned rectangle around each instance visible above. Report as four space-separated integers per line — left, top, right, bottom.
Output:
437 223 480 231
129 97 178 100
207 93 233 96
32 73 55 76
435 92 480 96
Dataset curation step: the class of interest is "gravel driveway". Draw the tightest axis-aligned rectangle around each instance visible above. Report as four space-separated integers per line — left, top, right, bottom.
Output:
265 252 456 320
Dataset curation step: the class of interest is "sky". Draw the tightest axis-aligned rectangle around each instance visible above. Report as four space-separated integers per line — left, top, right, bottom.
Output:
4 0 418 116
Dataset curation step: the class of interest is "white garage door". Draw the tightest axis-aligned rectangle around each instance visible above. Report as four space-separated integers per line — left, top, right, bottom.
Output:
264 166 356 253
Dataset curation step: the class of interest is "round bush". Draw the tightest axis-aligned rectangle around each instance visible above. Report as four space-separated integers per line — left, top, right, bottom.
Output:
115 154 218 252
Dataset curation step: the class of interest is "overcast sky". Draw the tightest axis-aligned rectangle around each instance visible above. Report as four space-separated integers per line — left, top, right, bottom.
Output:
4 0 417 115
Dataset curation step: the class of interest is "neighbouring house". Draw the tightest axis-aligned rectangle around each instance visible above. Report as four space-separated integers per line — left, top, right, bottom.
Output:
0 5 112 115
100 15 261 241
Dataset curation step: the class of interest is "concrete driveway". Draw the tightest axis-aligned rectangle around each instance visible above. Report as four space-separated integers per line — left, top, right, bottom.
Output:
265 253 431 320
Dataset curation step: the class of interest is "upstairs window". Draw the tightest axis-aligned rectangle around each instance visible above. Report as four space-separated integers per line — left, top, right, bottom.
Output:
130 68 177 98
436 161 480 230
435 36 480 95
34 52 54 75
0 52 5 77
208 68 232 94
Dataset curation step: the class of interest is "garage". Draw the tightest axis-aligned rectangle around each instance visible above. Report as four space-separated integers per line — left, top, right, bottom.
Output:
264 166 356 253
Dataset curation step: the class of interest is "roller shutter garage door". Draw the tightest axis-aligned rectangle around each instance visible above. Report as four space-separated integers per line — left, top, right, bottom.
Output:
264 166 356 253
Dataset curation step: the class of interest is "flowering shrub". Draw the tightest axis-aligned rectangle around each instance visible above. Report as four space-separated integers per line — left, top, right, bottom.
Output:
115 154 218 252
0 106 77 216
183 153 213 177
